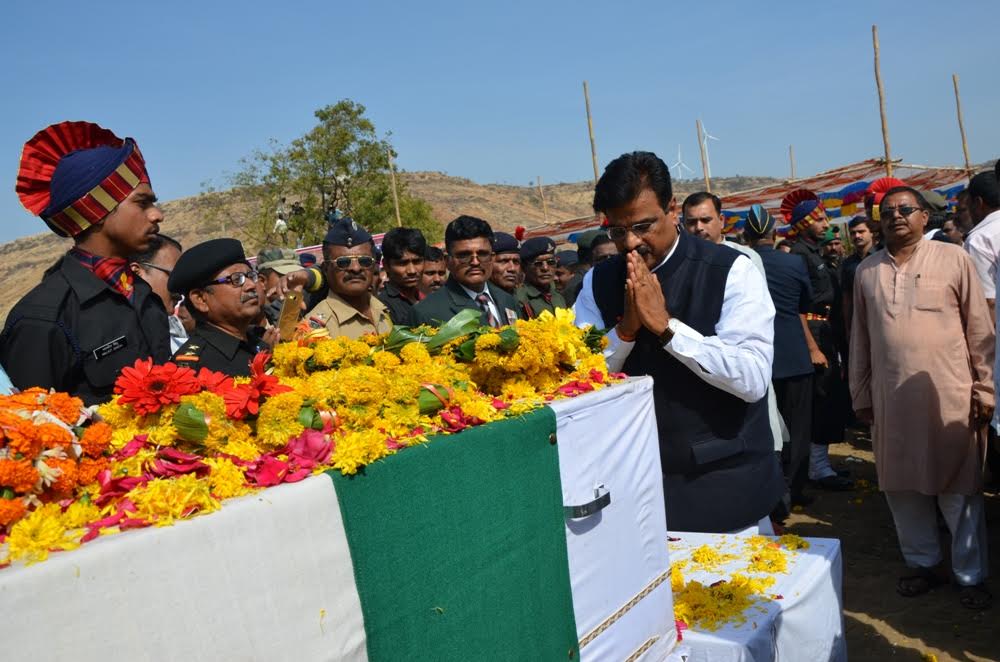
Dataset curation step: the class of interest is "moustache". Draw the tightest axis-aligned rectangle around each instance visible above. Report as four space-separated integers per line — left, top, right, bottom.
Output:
241 293 259 304
632 246 652 257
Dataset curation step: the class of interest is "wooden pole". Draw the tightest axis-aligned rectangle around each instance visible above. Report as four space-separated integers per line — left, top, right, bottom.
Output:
788 144 797 180
537 176 549 223
696 119 711 192
583 81 600 185
387 148 402 227
872 25 893 177
952 73 972 175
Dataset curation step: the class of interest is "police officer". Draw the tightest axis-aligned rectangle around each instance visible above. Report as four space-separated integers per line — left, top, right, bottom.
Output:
1 121 170 405
781 189 852 490
169 239 269 376
516 236 566 318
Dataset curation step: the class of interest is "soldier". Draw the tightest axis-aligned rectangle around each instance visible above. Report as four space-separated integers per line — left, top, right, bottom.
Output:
305 218 392 340
489 232 521 295
1 121 170 404
169 239 269 376
516 237 566 318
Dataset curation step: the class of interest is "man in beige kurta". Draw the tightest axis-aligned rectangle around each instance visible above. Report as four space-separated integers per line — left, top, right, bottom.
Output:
851 187 994 607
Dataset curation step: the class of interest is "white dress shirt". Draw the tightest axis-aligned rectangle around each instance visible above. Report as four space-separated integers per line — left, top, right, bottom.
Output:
964 209 1000 299
459 282 502 324
573 242 775 404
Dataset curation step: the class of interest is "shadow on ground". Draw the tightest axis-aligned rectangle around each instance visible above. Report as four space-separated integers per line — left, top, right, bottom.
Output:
783 431 999 662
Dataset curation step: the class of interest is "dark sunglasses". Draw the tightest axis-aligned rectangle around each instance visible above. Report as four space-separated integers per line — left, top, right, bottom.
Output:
881 205 923 218
329 255 375 270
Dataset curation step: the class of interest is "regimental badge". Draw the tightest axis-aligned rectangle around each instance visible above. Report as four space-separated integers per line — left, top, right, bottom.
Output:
505 308 518 324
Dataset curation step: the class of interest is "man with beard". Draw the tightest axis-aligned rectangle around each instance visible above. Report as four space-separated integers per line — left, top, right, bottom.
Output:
574 151 783 533
782 189 853 491
306 219 392 340
488 232 521 295
414 216 521 328
169 239 269 377
377 227 427 326
516 237 566 318
1 121 170 404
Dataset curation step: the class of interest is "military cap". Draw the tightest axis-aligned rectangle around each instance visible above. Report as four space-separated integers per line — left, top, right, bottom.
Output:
520 236 557 262
168 238 249 295
920 190 947 212
820 227 842 247
574 228 607 249
323 217 372 248
555 250 579 267
256 247 301 275
743 204 776 239
491 232 519 254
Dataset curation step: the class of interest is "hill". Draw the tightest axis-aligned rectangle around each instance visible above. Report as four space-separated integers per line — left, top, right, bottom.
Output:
0 171 782 324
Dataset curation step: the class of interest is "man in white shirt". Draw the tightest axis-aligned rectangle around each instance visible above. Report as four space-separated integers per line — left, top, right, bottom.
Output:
964 171 1000 320
574 151 784 533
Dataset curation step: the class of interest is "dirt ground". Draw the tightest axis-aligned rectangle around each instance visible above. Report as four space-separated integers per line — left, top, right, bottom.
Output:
783 432 1000 662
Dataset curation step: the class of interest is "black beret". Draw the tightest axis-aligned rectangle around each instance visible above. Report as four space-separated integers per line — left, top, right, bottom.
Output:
491 231 519 254
520 236 556 262
323 217 372 248
168 238 249 294
555 250 579 267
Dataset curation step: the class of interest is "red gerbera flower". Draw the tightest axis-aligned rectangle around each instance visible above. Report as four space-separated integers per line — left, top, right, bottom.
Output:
114 359 201 416
196 367 233 395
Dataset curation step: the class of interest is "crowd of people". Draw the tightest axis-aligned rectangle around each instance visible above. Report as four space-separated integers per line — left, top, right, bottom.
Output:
2 121 997 610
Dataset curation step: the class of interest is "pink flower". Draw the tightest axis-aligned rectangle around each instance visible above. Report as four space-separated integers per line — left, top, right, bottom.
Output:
114 435 151 460
150 447 210 478
286 429 332 467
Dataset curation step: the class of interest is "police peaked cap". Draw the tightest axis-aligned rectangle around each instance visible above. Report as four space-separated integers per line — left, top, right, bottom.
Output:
324 217 372 248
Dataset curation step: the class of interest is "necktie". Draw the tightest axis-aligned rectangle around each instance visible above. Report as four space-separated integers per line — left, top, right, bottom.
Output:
541 291 553 305
476 293 499 328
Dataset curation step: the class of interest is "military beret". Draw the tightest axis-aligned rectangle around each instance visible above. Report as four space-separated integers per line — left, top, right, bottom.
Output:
168 238 249 294
256 247 301 275
743 204 776 239
820 228 841 246
491 231 519 254
323 217 372 248
555 250 579 267
574 228 606 249
520 236 556 262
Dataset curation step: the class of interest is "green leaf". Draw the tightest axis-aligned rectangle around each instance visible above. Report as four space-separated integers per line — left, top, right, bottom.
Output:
173 403 209 443
418 384 452 415
425 309 483 352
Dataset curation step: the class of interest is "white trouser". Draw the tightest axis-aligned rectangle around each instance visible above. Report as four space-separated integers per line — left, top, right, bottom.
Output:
884 491 989 586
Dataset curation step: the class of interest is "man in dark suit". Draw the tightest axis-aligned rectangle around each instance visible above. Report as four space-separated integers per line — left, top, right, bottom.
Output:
746 205 816 506
413 216 522 328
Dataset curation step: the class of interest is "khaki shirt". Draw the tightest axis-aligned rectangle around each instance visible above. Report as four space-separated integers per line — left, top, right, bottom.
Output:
306 292 393 340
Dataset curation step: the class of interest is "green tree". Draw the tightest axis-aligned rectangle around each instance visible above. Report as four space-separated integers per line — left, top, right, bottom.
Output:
232 100 440 249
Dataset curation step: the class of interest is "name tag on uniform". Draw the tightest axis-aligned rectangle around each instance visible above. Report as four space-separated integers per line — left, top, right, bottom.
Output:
93 336 127 361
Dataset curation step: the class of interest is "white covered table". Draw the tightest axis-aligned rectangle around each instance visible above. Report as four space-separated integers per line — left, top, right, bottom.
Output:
668 532 846 662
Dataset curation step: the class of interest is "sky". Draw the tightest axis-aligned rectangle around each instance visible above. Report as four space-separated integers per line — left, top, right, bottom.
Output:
2 0 998 243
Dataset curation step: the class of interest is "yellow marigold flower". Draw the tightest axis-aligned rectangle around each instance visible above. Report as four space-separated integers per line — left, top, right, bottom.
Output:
205 457 254 500
690 544 737 570
112 447 157 477
372 351 401 370
216 433 262 461
399 342 432 365
126 474 220 526
777 534 810 550
257 391 306 448
61 501 100 529
331 429 390 475
98 399 137 430
4 503 79 564
272 342 314 377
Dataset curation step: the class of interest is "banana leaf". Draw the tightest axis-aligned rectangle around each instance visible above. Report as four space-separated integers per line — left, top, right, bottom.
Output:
582 325 609 355
382 308 483 355
173 403 209 443
453 326 521 362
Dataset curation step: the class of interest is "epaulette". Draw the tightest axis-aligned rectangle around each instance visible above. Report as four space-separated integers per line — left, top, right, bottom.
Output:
173 342 203 363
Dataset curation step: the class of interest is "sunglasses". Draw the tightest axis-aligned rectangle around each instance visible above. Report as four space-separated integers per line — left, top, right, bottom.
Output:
530 258 557 269
881 205 923 218
329 255 375 270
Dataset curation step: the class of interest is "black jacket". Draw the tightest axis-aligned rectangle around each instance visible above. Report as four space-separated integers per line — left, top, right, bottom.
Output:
412 278 522 327
0 255 171 405
376 281 418 327
172 323 269 377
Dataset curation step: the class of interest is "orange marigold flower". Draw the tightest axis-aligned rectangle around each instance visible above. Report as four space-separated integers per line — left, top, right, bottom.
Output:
79 422 113 458
77 457 110 486
0 497 27 528
36 422 73 450
43 392 84 425
46 458 78 498
0 413 43 459
0 459 40 494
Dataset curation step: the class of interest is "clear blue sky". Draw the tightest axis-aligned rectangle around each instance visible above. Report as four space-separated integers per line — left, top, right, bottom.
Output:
2 0 998 242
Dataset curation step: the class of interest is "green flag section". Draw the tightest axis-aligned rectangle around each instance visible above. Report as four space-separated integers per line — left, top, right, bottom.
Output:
329 408 579 661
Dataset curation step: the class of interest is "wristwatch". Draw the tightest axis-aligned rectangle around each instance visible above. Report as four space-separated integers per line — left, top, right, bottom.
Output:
657 318 678 346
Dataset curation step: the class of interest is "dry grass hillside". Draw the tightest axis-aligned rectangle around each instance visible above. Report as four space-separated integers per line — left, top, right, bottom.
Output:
0 171 780 324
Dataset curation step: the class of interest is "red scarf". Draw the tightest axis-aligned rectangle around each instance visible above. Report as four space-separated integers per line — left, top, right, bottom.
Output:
69 247 135 302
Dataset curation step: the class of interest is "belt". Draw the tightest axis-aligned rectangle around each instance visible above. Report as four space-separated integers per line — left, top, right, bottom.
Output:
805 312 829 322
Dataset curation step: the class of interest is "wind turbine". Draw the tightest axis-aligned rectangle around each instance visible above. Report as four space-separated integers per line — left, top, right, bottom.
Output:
701 124 720 179
670 145 694 180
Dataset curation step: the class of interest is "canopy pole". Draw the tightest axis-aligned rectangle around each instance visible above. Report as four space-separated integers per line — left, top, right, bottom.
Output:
952 73 972 176
537 176 549 222
583 81 600 186
872 25 893 177
387 148 402 227
789 144 797 180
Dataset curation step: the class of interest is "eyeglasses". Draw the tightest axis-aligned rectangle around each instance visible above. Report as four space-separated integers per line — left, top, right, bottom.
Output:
450 250 493 265
206 270 259 287
329 255 375 270
881 205 923 218
139 262 172 276
606 217 661 241
530 258 556 269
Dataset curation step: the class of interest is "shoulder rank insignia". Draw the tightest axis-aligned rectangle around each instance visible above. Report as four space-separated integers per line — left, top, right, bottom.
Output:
174 343 202 363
